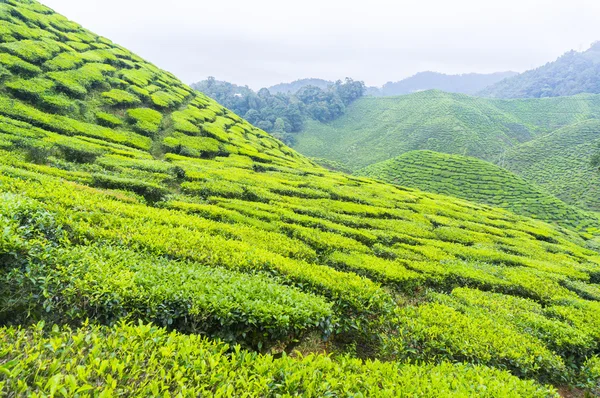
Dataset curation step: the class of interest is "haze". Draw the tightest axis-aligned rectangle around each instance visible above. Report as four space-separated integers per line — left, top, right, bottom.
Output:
41 0 600 89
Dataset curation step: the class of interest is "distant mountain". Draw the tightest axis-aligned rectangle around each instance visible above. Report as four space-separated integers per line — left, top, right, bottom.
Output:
372 71 517 96
268 78 333 94
356 150 599 231
480 42 600 98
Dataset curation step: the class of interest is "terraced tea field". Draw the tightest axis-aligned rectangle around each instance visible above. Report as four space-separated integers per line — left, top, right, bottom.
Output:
358 150 600 233
502 120 600 212
0 0 600 395
294 91 600 171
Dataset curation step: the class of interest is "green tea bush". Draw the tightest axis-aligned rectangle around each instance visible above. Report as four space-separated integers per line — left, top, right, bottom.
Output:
91 174 169 203
102 88 141 107
21 244 334 350
0 322 558 397
126 107 162 135
0 38 62 63
95 111 122 127
48 63 115 97
391 302 567 382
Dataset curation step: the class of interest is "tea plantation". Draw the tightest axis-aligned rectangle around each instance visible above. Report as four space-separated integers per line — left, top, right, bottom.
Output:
357 150 600 233
1 0 600 395
501 120 600 212
294 91 600 172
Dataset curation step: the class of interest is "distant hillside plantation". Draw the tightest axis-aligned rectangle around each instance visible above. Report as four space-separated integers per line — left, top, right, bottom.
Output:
374 71 517 96
480 42 600 98
268 78 333 94
294 91 600 171
502 119 600 212
357 150 599 233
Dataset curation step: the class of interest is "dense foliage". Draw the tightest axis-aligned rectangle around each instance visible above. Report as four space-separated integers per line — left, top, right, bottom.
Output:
267 78 332 94
480 42 600 98
371 71 517 96
357 150 599 233
1 0 600 395
191 77 365 144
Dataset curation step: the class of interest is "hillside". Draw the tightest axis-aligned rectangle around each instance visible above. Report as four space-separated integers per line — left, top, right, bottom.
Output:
268 78 333 94
376 71 518 96
480 42 600 98
294 90 600 171
2 0 600 395
357 150 599 233
502 119 600 212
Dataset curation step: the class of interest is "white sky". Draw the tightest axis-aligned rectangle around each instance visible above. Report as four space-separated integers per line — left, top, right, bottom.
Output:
41 0 600 89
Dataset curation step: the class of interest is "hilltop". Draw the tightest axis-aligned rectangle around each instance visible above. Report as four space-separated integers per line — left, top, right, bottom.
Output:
1 0 600 395
268 78 333 94
480 42 600 98
375 71 517 96
357 150 600 233
293 90 600 171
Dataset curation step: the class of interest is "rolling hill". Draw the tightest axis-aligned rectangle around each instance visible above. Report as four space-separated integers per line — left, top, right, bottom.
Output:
376 71 518 96
480 42 600 98
357 150 600 233
294 90 600 171
1 0 600 395
502 119 600 212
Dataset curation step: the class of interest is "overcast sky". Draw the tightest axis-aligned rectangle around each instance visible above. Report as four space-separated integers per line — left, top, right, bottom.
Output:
42 0 600 89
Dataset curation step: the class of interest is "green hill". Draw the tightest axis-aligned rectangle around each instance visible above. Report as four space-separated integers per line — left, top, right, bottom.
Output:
502 119 600 212
293 91 600 171
480 42 600 98
2 0 600 395
357 150 600 233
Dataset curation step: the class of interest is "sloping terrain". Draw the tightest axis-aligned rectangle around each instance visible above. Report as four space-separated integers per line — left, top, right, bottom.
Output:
1 0 600 395
293 91 600 171
357 150 600 233
480 42 600 98
502 119 600 212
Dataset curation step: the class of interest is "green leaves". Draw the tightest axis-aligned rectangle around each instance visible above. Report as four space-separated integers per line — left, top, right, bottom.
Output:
0 322 558 397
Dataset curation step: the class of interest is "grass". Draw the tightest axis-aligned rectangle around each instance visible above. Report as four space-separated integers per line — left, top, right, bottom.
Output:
0 0 599 395
357 150 600 233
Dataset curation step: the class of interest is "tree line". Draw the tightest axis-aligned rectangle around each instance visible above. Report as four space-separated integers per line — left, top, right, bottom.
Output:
191 77 365 144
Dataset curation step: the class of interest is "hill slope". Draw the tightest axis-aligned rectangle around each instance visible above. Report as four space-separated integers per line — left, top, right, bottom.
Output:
294 91 600 170
480 42 600 98
378 71 518 96
502 119 600 212
357 150 599 233
1 0 600 395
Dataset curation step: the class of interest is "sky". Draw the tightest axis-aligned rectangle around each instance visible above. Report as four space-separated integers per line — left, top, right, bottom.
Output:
42 0 600 90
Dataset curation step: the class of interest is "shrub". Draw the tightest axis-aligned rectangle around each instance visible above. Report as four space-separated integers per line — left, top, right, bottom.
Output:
91 174 169 203
126 108 162 135
48 63 115 97
102 89 141 107
95 111 122 127
0 322 558 397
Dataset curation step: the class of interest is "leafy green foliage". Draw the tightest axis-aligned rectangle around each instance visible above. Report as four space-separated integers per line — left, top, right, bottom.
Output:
480 42 600 98
0 0 599 394
126 107 162 135
358 150 600 232
0 322 557 397
192 77 365 144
